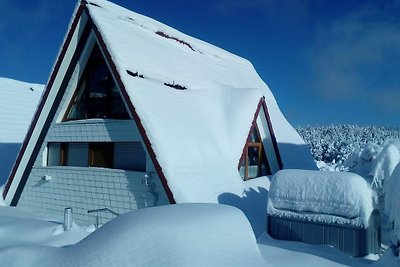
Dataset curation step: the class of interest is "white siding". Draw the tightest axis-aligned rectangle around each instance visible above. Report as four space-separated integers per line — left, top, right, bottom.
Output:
257 111 280 174
18 167 157 225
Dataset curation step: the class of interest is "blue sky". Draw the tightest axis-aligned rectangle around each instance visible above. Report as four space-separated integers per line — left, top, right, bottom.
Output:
0 0 399 127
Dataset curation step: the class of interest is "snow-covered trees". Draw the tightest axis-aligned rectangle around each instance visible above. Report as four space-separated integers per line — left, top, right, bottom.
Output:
296 125 400 164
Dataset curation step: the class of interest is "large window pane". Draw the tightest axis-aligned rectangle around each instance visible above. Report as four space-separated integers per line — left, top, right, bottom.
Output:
64 45 130 121
47 143 61 166
67 143 89 167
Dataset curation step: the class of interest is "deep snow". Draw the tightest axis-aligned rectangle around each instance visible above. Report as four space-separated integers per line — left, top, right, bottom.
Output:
0 203 383 267
0 204 266 266
268 169 374 227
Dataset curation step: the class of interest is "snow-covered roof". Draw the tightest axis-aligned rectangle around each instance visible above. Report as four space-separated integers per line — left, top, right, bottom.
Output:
83 0 314 203
0 78 44 184
0 78 43 143
3 0 315 207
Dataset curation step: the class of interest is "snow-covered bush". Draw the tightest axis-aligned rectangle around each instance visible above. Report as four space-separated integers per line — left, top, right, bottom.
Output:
371 140 400 190
342 143 383 179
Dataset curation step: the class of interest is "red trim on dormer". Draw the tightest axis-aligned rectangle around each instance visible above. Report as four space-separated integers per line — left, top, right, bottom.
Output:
237 97 283 172
261 100 283 170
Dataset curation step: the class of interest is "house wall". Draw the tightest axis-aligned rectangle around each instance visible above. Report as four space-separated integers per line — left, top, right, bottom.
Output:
17 120 170 225
16 30 170 225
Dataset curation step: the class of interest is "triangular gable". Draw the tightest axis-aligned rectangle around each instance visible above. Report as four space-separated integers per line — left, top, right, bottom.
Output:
62 44 130 121
238 98 283 180
3 1 175 205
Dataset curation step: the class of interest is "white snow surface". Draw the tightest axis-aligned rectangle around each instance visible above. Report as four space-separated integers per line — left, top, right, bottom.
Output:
267 169 374 227
371 140 400 189
0 77 44 143
83 0 315 203
0 203 379 267
0 204 266 266
0 77 44 183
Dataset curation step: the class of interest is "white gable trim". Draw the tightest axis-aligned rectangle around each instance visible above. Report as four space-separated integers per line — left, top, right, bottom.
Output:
257 111 280 174
55 30 97 123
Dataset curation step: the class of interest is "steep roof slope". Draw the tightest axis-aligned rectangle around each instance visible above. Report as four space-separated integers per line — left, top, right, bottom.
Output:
0 78 44 184
0 78 44 143
85 0 315 202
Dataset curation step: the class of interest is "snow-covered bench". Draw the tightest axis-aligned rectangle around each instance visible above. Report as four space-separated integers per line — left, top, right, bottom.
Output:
267 169 381 257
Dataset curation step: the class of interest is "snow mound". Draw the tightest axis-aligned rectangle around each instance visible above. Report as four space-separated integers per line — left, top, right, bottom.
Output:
0 204 266 266
267 169 374 227
371 140 400 189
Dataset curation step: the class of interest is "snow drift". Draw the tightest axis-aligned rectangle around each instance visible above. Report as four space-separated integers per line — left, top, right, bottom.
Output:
0 204 266 266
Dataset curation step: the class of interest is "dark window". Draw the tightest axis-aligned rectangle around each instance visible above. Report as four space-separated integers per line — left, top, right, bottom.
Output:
90 142 114 168
239 126 271 180
64 45 130 121
47 142 146 172
47 143 68 166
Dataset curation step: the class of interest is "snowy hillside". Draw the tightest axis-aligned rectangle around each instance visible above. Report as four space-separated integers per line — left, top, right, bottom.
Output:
0 77 44 184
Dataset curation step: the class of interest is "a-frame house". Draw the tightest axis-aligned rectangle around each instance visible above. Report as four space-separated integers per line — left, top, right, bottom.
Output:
3 0 313 225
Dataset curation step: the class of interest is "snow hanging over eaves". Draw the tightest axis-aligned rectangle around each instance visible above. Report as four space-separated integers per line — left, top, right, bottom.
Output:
85 0 314 203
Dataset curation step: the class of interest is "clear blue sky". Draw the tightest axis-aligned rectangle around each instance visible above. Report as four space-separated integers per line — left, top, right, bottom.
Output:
0 0 399 127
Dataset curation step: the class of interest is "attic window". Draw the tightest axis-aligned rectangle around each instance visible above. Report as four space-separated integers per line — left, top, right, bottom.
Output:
239 125 271 180
64 45 130 121
164 82 187 90
156 31 195 51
